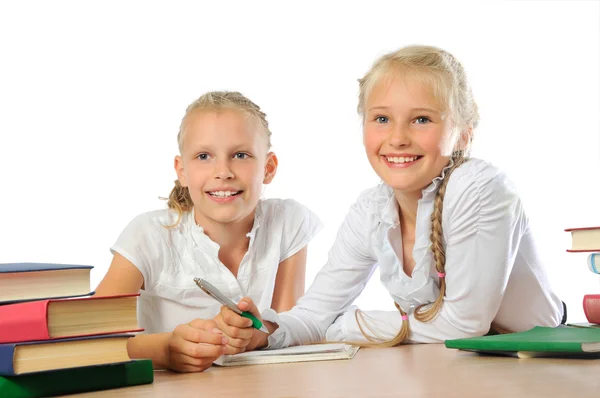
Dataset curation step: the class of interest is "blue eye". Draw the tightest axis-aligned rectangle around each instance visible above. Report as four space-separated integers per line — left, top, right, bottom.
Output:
415 116 431 124
375 116 389 123
197 153 209 160
234 153 249 159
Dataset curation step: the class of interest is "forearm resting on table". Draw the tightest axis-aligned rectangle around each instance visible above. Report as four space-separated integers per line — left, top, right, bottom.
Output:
126 332 171 369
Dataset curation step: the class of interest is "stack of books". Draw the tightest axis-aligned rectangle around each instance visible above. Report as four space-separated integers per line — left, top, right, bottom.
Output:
0 262 153 398
565 226 600 325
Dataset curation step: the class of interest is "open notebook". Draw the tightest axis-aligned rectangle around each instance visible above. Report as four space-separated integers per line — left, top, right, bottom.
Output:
213 343 360 367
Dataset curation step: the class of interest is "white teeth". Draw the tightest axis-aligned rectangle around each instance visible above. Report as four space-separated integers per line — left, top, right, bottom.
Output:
386 156 419 164
209 191 239 198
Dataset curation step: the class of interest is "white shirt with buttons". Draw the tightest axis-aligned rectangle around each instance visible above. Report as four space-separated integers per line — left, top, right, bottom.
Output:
111 199 323 334
263 158 564 347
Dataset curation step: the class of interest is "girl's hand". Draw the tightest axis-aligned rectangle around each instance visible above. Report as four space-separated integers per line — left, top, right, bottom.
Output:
214 297 263 354
166 319 227 372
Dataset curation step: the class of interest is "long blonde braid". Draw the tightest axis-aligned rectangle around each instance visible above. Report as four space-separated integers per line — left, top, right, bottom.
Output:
414 151 467 322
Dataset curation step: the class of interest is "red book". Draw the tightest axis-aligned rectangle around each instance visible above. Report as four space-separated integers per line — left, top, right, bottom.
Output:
0 294 143 344
565 226 600 252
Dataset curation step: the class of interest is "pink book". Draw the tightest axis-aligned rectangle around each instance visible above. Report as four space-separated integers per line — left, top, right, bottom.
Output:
0 294 143 344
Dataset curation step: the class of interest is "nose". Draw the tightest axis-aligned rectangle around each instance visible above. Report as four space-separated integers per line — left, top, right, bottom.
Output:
213 159 234 180
388 123 411 148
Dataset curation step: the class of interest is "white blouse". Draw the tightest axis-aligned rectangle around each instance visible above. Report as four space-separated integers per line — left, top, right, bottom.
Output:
262 158 564 347
110 199 322 334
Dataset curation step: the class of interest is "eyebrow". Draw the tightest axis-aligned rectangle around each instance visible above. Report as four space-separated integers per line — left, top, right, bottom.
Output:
368 106 440 114
228 144 254 153
190 144 254 153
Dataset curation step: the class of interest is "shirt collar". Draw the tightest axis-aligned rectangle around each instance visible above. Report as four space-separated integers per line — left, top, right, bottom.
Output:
187 202 264 248
420 157 456 197
377 158 456 226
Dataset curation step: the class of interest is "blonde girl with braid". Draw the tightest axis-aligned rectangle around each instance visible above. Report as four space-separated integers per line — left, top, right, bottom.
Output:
216 45 565 351
95 91 322 372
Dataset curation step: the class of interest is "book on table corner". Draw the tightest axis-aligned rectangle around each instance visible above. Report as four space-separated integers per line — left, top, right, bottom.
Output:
565 322 600 328
565 226 600 252
213 343 360 367
0 294 143 344
0 334 134 376
0 262 93 304
0 359 153 398
445 326 600 359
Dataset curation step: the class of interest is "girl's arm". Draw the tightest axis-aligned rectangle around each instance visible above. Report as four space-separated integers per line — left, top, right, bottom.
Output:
214 194 376 351
95 252 144 296
96 253 225 371
271 247 308 312
326 171 564 344
258 191 378 348
95 254 169 368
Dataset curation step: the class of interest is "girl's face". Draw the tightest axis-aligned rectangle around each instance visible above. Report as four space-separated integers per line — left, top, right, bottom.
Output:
175 109 277 227
363 71 461 198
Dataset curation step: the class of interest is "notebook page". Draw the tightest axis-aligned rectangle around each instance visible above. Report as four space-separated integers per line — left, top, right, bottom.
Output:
231 343 351 358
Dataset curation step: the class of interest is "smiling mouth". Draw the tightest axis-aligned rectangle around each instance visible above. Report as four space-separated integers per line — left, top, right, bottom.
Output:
383 155 423 164
206 190 243 198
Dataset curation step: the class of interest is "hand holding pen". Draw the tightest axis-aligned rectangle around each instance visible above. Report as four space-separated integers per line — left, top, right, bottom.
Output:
194 277 269 355
166 318 228 372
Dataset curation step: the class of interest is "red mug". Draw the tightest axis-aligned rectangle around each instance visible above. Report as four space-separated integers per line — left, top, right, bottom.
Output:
583 294 600 324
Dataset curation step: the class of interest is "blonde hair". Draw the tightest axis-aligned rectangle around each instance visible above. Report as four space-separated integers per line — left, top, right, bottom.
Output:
354 45 480 347
166 91 272 226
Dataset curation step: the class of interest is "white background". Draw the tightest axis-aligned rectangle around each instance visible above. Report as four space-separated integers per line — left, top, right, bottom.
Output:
1 0 599 323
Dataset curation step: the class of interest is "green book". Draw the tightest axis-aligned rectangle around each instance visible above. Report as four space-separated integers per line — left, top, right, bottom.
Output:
445 326 600 358
0 360 153 398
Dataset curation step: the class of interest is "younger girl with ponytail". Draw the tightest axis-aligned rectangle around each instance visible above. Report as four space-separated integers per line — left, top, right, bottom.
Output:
217 45 565 350
95 91 322 371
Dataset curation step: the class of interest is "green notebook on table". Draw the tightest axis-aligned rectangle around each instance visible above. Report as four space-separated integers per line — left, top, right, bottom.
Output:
0 359 153 398
445 326 600 358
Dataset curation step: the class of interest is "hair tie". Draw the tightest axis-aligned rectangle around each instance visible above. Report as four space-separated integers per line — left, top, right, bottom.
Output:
437 272 446 278
401 315 408 321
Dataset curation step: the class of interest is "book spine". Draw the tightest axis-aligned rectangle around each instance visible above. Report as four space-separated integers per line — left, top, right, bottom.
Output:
0 301 50 344
0 345 16 376
0 360 154 397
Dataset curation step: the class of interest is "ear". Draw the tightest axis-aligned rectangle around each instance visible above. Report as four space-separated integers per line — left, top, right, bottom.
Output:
455 126 473 152
174 155 188 187
263 152 278 185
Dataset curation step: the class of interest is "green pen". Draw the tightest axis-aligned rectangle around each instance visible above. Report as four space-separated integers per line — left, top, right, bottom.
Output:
193 277 269 334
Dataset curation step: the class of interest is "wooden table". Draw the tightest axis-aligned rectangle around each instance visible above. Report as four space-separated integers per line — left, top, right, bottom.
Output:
71 344 600 397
